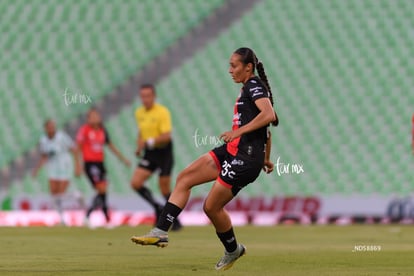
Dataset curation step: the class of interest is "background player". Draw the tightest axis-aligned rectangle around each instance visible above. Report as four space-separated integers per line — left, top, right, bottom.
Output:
131 47 278 271
32 119 81 225
130 84 182 230
77 108 130 226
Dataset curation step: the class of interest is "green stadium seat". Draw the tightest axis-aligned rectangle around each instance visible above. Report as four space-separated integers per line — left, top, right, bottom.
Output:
1 0 226 170
6 0 414 199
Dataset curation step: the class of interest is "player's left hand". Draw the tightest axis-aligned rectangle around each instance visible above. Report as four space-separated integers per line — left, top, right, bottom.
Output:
263 160 274 174
220 130 241 143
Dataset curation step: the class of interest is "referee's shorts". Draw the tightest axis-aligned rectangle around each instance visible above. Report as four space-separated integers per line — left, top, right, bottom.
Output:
138 142 173 176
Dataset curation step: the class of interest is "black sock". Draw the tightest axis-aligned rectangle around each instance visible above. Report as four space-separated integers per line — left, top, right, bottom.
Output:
86 194 102 218
156 202 182 232
99 193 110 222
136 187 161 210
217 227 238 253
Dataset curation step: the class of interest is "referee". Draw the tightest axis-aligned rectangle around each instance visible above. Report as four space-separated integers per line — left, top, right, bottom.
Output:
130 84 182 230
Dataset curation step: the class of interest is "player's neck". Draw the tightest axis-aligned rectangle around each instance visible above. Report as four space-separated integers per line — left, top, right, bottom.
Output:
89 124 100 129
242 74 255 84
47 132 56 139
144 104 155 111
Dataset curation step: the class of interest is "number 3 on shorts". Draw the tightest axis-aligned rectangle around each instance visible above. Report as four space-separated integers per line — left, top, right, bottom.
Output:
221 160 236 179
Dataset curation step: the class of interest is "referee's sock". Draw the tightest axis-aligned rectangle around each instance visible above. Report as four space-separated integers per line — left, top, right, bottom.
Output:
136 187 161 210
217 227 238 253
156 202 182 232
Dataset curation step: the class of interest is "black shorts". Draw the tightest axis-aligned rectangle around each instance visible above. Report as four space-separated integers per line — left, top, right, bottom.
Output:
138 142 173 176
209 144 264 196
84 162 107 186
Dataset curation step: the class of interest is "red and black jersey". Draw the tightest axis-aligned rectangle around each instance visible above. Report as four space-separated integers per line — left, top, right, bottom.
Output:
76 124 110 162
227 76 270 157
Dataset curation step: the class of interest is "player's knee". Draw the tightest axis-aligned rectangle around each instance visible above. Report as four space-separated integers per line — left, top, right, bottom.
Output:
175 171 189 189
95 182 107 193
176 170 186 183
203 201 217 217
130 177 143 189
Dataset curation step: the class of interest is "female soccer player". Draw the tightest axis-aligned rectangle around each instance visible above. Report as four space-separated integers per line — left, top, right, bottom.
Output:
32 119 81 225
76 108 130 225
131 47 278 271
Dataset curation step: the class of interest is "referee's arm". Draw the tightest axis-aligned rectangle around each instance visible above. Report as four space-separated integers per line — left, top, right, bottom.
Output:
153 132 171 145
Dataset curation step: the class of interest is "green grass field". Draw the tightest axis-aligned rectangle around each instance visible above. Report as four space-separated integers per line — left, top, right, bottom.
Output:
0 225 413 275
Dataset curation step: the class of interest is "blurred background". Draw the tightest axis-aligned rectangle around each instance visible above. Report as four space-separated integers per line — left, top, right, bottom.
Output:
0 0 413 225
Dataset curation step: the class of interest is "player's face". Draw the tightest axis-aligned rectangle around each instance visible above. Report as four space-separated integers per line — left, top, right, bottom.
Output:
88 110 101 126
229 53 252 84
140 87 155 109
44 121 56 138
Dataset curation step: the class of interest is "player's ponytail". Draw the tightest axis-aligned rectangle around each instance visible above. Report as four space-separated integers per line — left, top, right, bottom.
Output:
255 60 278 126
234 47 278 126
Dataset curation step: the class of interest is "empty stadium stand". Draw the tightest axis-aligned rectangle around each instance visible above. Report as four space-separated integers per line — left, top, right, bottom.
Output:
3 0 413 198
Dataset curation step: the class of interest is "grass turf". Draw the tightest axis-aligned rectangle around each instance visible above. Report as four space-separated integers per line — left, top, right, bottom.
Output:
0 225 413 275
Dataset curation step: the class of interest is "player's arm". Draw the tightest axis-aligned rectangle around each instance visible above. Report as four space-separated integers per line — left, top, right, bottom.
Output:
220 98 275 142
32 154 48 178
136 132 145 157
141 132 171 151
70 146 82 177
412 137 414 154
152 132 171 146
263 130 274 174
75 126 85 160
103 127 130 166
412 126 414 154
108 142 131 167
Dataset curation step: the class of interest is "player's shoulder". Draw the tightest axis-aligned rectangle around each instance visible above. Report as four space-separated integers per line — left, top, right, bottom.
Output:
77 124 90 134
244 76 265 90
243 77 267 98
57 130 71 139
54 130 64 139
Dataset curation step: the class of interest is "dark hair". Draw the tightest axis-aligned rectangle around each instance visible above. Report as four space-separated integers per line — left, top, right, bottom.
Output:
140 83 156 95
234 47 279 126
87 106 99 115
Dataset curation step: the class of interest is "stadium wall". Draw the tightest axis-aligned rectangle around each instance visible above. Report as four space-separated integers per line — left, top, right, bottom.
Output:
0 194 413 227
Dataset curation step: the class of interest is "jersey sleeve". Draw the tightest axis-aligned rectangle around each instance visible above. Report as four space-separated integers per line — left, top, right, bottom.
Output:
159 107 172 134
245 79 269 102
